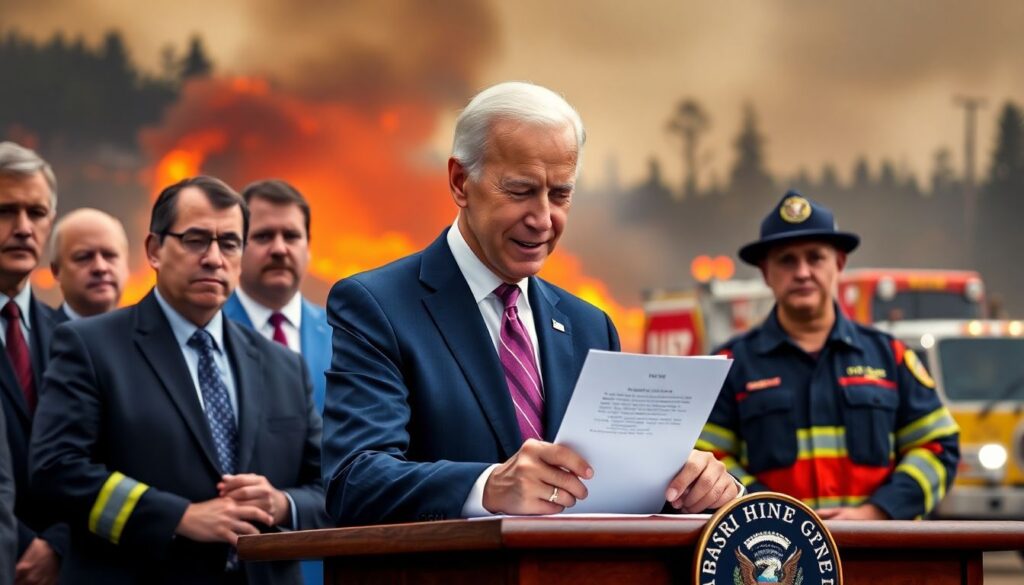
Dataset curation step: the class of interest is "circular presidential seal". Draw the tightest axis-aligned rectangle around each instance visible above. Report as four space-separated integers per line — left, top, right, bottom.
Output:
779 196 812 223
693 492 842 585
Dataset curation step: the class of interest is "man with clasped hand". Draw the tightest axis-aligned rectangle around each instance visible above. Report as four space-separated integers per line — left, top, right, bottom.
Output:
30 176 328 584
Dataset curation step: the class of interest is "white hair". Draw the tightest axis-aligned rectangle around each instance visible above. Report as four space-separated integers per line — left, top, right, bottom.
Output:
451 81 586 179
0 141 58 213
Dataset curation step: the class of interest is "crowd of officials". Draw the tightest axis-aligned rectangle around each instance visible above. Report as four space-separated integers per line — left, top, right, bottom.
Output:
0 81 958 584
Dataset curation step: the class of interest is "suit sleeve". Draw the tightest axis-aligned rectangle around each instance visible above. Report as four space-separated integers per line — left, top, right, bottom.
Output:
696 348 770 492
29 325 190 558
322 278 489 526
281 354 330 530
868 341 960 519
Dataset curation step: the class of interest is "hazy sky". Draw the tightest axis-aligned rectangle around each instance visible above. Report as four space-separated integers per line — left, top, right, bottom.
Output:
7 0 1024 189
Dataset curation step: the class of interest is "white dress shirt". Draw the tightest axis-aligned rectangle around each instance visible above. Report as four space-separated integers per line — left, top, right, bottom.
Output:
60 303 84 322
0 285 34 345
234 287 303 353
447 221 545 518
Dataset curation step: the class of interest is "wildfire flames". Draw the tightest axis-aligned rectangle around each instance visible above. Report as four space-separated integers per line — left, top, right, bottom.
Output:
97 76 642 350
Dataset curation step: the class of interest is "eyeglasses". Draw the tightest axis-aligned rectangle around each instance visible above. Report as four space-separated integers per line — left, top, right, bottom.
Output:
163 230 244 256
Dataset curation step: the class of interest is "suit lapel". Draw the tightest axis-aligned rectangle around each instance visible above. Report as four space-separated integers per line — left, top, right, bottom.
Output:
133 292 223 475
299 299 329 358
224 321 263 471
29 293 56 383
420 232 521 459
529 279 575 441
0 345 27 424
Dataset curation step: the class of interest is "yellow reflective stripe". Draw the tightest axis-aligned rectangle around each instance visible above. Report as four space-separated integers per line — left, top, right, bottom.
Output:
89 472 124 536
901 463 933 512
902 447 948 502
700 423 737 452
896 407 960 451
109 483 148 544
804 495 869 510
88 472 149 544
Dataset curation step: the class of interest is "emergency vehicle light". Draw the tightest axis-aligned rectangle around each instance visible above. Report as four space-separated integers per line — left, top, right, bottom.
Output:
920 333 935 349
978 443 1008 471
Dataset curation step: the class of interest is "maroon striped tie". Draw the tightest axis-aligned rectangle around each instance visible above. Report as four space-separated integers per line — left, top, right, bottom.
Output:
494 284 544 442
2 301 34 413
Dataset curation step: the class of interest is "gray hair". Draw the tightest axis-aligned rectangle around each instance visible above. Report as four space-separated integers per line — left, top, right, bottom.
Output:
0 141 58 213
451 81 586 179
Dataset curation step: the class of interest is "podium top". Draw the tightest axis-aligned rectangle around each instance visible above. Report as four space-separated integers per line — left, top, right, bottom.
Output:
237 517 1024 562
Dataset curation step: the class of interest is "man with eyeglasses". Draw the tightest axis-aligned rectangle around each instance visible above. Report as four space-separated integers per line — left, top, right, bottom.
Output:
29 176 328 584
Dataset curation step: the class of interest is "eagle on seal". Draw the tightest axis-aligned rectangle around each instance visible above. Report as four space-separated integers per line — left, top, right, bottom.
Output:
736 548 802 584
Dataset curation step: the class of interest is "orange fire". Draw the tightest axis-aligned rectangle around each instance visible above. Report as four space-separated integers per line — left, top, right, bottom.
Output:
129 76 642 350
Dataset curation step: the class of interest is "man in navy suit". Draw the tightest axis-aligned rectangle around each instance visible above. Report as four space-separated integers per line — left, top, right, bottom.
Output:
30 176 327 584
49 208 130 323
0 142 64 585
222 179 329 584
323 82 738 526
223 179 330 413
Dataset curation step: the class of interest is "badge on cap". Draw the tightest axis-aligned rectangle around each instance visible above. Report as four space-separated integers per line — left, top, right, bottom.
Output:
779 195 812 224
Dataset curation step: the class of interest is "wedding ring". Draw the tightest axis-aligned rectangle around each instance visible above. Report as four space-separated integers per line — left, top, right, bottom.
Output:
548 487 559 503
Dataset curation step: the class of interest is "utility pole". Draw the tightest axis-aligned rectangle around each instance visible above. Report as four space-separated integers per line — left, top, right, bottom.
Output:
954 95 986 263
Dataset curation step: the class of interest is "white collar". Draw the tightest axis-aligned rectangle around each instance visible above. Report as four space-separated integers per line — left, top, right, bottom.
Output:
235 286 303 330
0 284 34 331
153 288 226 353
446 218 530 304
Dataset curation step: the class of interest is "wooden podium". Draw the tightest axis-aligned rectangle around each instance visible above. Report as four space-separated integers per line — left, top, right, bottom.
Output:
238 517 1024 584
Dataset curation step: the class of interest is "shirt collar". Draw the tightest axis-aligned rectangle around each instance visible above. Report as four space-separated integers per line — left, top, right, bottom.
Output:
154 288 226 353
447 218 530 304
61 303 84 322
754 302 861 355
235 286 303 330
0 285 34 332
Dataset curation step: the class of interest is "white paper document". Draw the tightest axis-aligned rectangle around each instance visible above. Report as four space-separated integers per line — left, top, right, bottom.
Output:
552 350 733 514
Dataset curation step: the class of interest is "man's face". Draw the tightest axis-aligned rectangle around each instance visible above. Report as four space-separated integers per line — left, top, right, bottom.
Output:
0 171 53 284
146 187 244 323
450 119 577 283
761 240 846 322
239 197 309 302
52 214 129 316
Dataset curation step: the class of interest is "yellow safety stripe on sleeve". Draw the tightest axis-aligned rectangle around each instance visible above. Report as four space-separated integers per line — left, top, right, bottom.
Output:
721 455 758 487
895 448 947 514
698 423 738 453
88 472 150 544
804 495 869 510
896 407 960 452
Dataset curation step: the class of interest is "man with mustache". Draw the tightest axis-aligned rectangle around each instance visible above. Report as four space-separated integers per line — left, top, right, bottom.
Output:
697 192 960 520
222 179 329 584
49 208 130 322
0 142 64 585
323 81 739 526
30 176 328 583
224 180 330 413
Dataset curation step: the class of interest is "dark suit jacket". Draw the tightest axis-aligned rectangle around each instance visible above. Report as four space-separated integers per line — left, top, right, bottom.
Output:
53 305 70 324
29 291 328 584
223 293 331 413
0 292 68 560
0 401 15 585
322 230 621 526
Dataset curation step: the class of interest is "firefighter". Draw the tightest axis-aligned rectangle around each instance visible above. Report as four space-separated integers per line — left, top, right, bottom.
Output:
697 191 960 519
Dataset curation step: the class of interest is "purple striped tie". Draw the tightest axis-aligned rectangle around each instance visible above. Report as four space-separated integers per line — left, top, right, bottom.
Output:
494 283 545 442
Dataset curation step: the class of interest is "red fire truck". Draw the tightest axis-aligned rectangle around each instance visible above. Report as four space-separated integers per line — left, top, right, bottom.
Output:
838 268 986 325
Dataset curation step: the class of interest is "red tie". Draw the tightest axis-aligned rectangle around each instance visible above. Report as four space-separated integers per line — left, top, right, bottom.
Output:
3 301 34 413
268 312 289 348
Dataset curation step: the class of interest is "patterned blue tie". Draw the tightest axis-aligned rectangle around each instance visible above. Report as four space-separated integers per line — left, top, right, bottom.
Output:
188 330 238 475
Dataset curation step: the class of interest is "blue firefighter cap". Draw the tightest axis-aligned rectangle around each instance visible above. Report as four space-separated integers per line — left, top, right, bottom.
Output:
738 190 860 266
